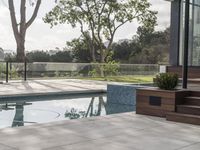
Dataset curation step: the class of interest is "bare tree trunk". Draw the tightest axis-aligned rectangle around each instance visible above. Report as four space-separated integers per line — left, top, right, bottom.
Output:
82 32 96 62
8 0 41 62
100 49 105 77
91 44 96 62
16 38 25 62
87 38 96 62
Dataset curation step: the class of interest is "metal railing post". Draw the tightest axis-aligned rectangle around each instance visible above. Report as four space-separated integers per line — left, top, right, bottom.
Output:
24 61 27 81
182 0 190 89
6 61 9 83
10 62 12 80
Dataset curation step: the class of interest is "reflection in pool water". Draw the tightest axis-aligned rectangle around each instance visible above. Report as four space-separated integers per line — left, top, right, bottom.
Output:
0 94 135 128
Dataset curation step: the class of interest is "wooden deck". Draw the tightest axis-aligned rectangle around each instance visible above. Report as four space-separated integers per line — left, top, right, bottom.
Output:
136 88 200 125
166 91 200 125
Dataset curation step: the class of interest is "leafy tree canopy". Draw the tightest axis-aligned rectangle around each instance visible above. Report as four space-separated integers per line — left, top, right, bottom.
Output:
67 38 92 63
129 27 170 64
26 51 50 62
51 51 73 62
44 0 157 63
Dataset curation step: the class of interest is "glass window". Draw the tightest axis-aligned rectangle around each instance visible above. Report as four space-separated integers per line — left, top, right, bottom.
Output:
179 0 200 66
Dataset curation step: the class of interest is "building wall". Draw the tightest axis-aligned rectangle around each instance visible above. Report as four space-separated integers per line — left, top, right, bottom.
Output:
170 0 200 67
169 0 181 66
168 0 200 79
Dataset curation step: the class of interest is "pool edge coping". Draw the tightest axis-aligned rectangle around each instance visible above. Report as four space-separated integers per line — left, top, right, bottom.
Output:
0 89 107 99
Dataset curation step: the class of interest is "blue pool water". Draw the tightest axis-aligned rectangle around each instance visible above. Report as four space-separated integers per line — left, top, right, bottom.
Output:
0 93 135 128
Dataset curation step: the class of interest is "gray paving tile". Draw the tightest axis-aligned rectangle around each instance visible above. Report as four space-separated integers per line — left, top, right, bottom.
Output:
0 113 199 150
75 127 137 139
47 139 135 150
0 143 16 150
0 132 90 150
104 133 194 150
141 124 200 143
178 142 200 150
103 116 163 130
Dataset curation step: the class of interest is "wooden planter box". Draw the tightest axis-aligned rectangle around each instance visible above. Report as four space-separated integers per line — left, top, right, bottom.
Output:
136 88 190 117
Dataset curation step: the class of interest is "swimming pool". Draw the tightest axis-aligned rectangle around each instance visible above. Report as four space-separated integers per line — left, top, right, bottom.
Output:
0 93 135 128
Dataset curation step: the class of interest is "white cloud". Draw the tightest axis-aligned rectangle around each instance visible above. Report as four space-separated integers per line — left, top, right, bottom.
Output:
0 0 171 51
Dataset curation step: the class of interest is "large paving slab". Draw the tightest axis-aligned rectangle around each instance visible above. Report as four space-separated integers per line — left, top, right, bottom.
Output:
0 79 133 97
1 79 198 98
0 112 199 150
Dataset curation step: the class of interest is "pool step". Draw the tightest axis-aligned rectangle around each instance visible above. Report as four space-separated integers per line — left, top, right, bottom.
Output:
166 92 200 125
190 91 200 97
184 97 200 106
177 105 200 115
166 112 200 125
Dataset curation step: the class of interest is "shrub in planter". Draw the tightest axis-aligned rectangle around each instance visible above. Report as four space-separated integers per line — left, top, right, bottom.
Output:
154 73 178 90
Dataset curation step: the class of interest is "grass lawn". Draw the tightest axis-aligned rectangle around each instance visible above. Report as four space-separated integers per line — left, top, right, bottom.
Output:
80 75 154 83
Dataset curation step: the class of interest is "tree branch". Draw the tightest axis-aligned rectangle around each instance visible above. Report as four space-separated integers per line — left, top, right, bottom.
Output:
20 0 26 35
8 0 20 42
99 0 108 15
96 0 107 54
26 0 41 28
83 1 102 48
78 19 94 60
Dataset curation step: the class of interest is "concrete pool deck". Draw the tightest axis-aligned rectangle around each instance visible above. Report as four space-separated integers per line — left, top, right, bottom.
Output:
1 79 199 97
0 79 133 97
0 79 200 150
0 112 199 150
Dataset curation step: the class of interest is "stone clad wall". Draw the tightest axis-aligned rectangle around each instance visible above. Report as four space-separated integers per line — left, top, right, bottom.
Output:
107 84 148 106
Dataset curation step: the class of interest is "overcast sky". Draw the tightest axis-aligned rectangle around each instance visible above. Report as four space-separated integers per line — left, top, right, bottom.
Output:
0 0 171 51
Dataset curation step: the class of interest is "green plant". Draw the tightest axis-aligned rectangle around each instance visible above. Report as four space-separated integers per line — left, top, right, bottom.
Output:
89 52 120 77
104 61 119 77
88 68 98 77
154 73 178 90
89 62 119 77
54 71 60 77
9 67 19 79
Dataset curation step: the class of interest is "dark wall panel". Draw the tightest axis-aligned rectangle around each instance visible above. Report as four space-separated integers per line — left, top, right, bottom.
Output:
170 0 181 66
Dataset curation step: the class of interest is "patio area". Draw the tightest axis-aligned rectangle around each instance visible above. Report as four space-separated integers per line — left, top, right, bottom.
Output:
0 79 199 98
0 79 199 150
0 79 131 97
0 112 199 150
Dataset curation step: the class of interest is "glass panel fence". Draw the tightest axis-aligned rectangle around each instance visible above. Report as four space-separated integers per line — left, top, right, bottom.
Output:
10 62 25 80
26 63 159 79
0 62 6 81
0 62 159 81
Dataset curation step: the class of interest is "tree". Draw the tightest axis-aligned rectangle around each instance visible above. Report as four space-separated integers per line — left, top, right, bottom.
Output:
129 44 168 64
26 50 73 62
129 27 170 64
51 51 73 62
67 38 92 63
44 0 157 64
67 36 101 63
4 53 17 62
112 39 141 63
26 51 50 62
136 26 170 48
8 0 41 62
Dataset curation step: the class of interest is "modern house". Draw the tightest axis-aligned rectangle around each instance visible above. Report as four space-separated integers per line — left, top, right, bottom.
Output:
168 0 200 80
136 0 200 125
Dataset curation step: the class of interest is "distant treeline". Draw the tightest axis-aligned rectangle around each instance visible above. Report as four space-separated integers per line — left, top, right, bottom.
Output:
4 27 169 64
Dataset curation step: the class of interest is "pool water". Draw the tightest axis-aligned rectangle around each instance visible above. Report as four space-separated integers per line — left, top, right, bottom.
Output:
0 94 135 128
